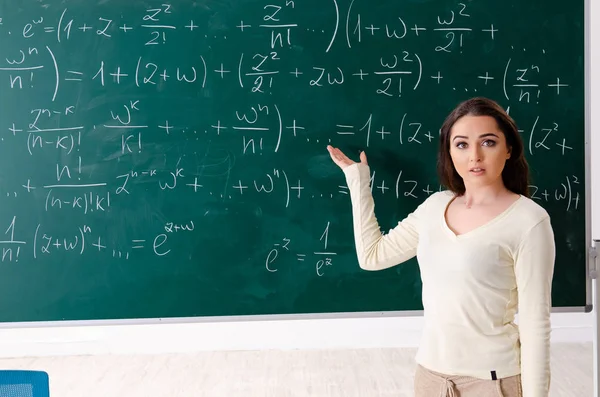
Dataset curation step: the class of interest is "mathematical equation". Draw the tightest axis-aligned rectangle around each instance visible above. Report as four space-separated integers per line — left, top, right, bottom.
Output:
0 3 499 50
0 212 340 279
0 96 583 216
0 101 575 160
0 166 581 217
0 1 585 273
0 2 571 107
265 222 337 277
0 47 568 103
0 216 175 262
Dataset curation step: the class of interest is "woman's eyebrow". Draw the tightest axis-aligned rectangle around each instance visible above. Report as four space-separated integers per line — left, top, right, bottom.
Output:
452 133 499 141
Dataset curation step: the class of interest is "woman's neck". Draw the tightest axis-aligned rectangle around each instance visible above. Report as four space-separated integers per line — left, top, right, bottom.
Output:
461 183 513 207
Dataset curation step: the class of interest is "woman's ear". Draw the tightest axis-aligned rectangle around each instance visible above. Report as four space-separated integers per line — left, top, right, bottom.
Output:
506 147 512 159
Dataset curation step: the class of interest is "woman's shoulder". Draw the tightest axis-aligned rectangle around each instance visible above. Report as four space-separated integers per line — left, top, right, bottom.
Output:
501 195 554 241
423 189 455 204
514 194 551 223
417 189 454 211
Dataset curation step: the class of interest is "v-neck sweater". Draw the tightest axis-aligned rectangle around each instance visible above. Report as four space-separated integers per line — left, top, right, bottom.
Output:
343 163 555 397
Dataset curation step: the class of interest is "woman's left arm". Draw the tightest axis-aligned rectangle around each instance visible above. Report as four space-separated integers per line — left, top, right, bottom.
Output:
514 216 556 397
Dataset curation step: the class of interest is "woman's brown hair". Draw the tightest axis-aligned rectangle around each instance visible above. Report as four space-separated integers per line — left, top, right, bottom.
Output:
437 97 530 197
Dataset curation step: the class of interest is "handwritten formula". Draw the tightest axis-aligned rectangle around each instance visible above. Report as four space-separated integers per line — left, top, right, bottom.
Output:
0 1 585 285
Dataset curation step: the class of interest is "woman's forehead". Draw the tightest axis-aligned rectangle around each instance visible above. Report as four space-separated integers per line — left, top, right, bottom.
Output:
450 115 501 136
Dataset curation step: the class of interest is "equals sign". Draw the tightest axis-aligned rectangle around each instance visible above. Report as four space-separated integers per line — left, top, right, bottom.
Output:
296 254 306 262
65 71 83 81
338 186 349 195
44 27 55 33
336 125 355 135
132 239 145 248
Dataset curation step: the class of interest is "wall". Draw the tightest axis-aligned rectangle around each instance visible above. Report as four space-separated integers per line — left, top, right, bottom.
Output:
0 2 596 359
0 312 592 358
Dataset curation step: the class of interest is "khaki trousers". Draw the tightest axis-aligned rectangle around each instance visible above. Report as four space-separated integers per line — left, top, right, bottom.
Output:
414 364 522 397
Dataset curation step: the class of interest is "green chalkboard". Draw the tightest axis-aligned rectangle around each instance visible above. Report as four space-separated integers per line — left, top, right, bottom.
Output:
0 0 587 323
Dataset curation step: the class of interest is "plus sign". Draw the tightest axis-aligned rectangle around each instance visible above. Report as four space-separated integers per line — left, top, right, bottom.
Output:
290 68 303 77
477 72 494 85
377 180 389 194
119 24 133 32
411 24 427 36
376 126 391 140
110 67 128 84
186 177 203 192
548 77 568 95
92 237 106 251
542 190 550 201
160 70 170 81
431 72 443 84
291 181 304 198
352 70 369 80
424 131 434 142
237 21 251 31
233 180 248 194
185 20 198 31
482 24 498 40
556 138 573 155
573 192 580 209
158 120 173 134
22 179 36 192
215 64 231 78
53 239 62 249
211 120 227 135
286 120 305 137
9 123 22 135
365 25 380 35
78 24 92 32
422 185 433 195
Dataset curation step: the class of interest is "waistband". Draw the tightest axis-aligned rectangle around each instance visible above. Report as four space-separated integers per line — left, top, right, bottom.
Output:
417 364 495 397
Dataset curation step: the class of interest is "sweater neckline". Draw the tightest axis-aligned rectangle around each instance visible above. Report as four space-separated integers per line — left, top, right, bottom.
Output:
441 193 524 240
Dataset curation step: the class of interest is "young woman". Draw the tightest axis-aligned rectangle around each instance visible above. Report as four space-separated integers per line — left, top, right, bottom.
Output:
327 97 555 397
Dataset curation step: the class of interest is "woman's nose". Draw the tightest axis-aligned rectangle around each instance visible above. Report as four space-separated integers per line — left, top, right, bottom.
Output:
469 147 482 162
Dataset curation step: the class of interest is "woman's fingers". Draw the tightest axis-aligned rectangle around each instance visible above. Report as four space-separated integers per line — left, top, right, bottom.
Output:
326 145 341 164
327 145 349 162
327 146 367 168
359 151 368 165
333 148 349 163
327 145 355 169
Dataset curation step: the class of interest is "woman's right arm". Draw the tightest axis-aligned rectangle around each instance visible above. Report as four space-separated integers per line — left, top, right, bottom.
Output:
327 146 425 271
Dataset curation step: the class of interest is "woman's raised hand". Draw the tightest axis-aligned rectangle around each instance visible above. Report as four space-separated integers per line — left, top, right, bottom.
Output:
327 145 367 170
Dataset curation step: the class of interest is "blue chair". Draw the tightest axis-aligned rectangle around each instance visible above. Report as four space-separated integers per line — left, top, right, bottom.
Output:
0 371 49 397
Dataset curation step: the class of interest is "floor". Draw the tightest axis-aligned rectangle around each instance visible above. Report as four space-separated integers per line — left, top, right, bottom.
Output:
0 343 592 396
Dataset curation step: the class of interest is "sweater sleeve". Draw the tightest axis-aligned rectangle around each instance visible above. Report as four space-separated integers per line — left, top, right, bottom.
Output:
514 216 556 397
342 163 428 271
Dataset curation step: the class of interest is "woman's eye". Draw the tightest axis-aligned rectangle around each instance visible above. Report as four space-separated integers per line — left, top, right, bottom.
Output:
456 142 467 149
483 140 496 146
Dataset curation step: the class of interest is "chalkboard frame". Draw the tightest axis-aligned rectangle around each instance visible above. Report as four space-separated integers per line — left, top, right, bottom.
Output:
0 0 592 327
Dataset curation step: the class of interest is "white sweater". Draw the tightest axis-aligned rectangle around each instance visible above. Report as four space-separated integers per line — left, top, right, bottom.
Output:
343 163 555 397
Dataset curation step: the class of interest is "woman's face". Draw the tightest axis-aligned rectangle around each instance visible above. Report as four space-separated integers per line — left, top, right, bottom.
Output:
449 115 512 190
